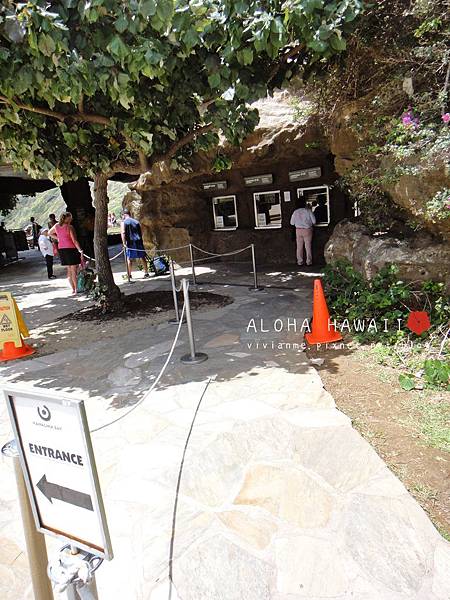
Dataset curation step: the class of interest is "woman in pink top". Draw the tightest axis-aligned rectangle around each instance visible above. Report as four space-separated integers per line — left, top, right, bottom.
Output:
49 212 83 294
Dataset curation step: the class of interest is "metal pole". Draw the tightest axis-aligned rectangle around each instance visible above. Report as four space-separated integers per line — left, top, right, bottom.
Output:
1 440 53 600
123 246 131 283
168 258 180 324
180 278 208 364
249 243 264 291
189 244 197 286
66 577 98 600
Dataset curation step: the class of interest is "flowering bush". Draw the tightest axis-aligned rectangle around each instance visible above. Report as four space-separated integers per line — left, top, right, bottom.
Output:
426 188 450 221
402 108 420 128
297 0 450 233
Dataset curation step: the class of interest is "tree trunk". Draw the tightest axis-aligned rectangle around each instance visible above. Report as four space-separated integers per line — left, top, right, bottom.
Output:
93 173 122 307
60 178 95 259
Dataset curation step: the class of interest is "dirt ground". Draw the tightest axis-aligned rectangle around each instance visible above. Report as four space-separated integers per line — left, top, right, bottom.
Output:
307 342 450 541
29 291 232 358
65 290 233 321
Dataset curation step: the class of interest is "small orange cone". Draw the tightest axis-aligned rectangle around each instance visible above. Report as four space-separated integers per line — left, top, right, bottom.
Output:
305 279 343 345
0 339 35 362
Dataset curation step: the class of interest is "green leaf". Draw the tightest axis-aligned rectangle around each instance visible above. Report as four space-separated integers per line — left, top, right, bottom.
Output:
398 374 415 391
208 72 221 88
38 34 56 57
329 34 347 51
107 35 129 61
114 16 128 33
238 47 253 66
139 0 157 18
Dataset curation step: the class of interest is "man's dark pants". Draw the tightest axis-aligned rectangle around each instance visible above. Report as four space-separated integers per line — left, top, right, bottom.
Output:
45 255 54 278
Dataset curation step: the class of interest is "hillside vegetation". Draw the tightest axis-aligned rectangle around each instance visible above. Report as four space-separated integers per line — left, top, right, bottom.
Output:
4 180 129 230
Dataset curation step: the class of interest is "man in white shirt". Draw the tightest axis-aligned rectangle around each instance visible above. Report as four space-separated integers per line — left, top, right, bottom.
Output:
38 228 56 279
290 199 316 266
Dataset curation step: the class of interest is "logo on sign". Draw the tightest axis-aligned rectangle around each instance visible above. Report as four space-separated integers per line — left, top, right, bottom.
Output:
37 405 51 422
0 313 12 331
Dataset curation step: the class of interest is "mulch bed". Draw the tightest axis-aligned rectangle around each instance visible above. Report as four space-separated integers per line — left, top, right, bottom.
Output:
64 290 233 322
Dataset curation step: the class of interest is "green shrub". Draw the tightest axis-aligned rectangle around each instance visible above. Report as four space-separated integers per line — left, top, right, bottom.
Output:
323 260 450 391
323 260 449 343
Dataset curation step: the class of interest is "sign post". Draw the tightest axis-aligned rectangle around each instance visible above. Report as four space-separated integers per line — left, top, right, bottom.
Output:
4 386 112 597
1 440 54 600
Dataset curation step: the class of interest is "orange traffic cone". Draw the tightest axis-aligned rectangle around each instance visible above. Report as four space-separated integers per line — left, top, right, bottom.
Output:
0 339 35 362
305 279 343 345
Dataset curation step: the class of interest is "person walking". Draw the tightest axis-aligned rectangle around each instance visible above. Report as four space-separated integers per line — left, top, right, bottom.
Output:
49 212 83 294
48 213 59 256
290 198 316 266
29 216 41 249
38 228 56 279
120 209 149 279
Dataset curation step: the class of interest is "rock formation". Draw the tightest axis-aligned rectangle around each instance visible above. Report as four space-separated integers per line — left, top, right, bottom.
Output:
325 220 450 290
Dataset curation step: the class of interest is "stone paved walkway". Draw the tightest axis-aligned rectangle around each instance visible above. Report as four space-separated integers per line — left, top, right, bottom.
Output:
0 250 449 600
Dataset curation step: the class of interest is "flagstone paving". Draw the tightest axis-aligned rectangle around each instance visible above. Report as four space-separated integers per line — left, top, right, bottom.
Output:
0 251 449 599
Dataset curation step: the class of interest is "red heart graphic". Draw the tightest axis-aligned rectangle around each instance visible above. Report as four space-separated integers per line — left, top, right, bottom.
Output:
406 311 431 335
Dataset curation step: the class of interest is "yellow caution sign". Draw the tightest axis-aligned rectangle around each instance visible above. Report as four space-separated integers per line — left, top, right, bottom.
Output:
0 292 28 350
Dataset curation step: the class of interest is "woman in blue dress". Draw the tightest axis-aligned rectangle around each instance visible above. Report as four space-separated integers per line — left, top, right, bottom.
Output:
120 210 150 279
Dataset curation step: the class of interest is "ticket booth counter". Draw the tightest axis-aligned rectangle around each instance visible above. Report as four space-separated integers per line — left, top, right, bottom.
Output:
198 159 350 265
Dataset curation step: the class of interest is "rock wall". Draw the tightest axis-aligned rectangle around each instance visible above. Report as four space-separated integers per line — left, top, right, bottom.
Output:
124 92 449 271
325 220 450 290
131 93 339 263
329 101 450 242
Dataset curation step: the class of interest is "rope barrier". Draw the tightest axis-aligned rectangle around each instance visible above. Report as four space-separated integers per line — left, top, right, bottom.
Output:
123 243 191 255
109 248 125 261
90 302 186 433
82 248 124 263
191 243 252 257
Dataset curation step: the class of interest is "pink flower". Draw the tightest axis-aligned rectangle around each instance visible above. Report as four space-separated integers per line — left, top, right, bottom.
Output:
401 109 419 128
442 113 450 123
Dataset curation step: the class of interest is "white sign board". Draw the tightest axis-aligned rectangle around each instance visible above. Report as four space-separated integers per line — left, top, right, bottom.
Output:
5 387 112 559
257 213 267 226
244 174 273 187
202 180 227 191
283 191 291 202
289 167 322 182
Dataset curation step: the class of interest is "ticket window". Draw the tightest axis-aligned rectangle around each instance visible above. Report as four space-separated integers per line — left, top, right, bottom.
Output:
212 195 238 230
253 190 282 228
297 186 330 226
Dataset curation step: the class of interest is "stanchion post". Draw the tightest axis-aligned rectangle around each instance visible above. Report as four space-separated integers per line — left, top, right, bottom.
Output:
65 549 98 600
189 244 197 286
122 246 131 283
1 440 54 600
50 545 99 600
180 278 208 364
168 258 180 324
249 243 264 291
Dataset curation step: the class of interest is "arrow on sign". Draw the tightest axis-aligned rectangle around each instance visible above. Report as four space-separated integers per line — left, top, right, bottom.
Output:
37 475 93 511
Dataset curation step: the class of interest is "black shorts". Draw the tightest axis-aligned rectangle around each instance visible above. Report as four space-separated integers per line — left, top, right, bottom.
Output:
59 248 81 266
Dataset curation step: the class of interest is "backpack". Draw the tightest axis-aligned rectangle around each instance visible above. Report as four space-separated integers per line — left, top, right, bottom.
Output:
77 267 95 293
151 255 170 276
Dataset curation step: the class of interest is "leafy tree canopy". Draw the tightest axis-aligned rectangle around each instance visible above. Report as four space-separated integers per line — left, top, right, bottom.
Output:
0 0 364 184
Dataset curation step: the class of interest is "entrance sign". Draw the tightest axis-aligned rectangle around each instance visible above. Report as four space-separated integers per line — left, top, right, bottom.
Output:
0 292 28 350
5 386 113 559
289 167 322 182
244 174 273 186
202 180 227 191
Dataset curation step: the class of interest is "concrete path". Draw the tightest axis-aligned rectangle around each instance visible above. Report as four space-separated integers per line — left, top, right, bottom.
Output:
0 249 449 600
